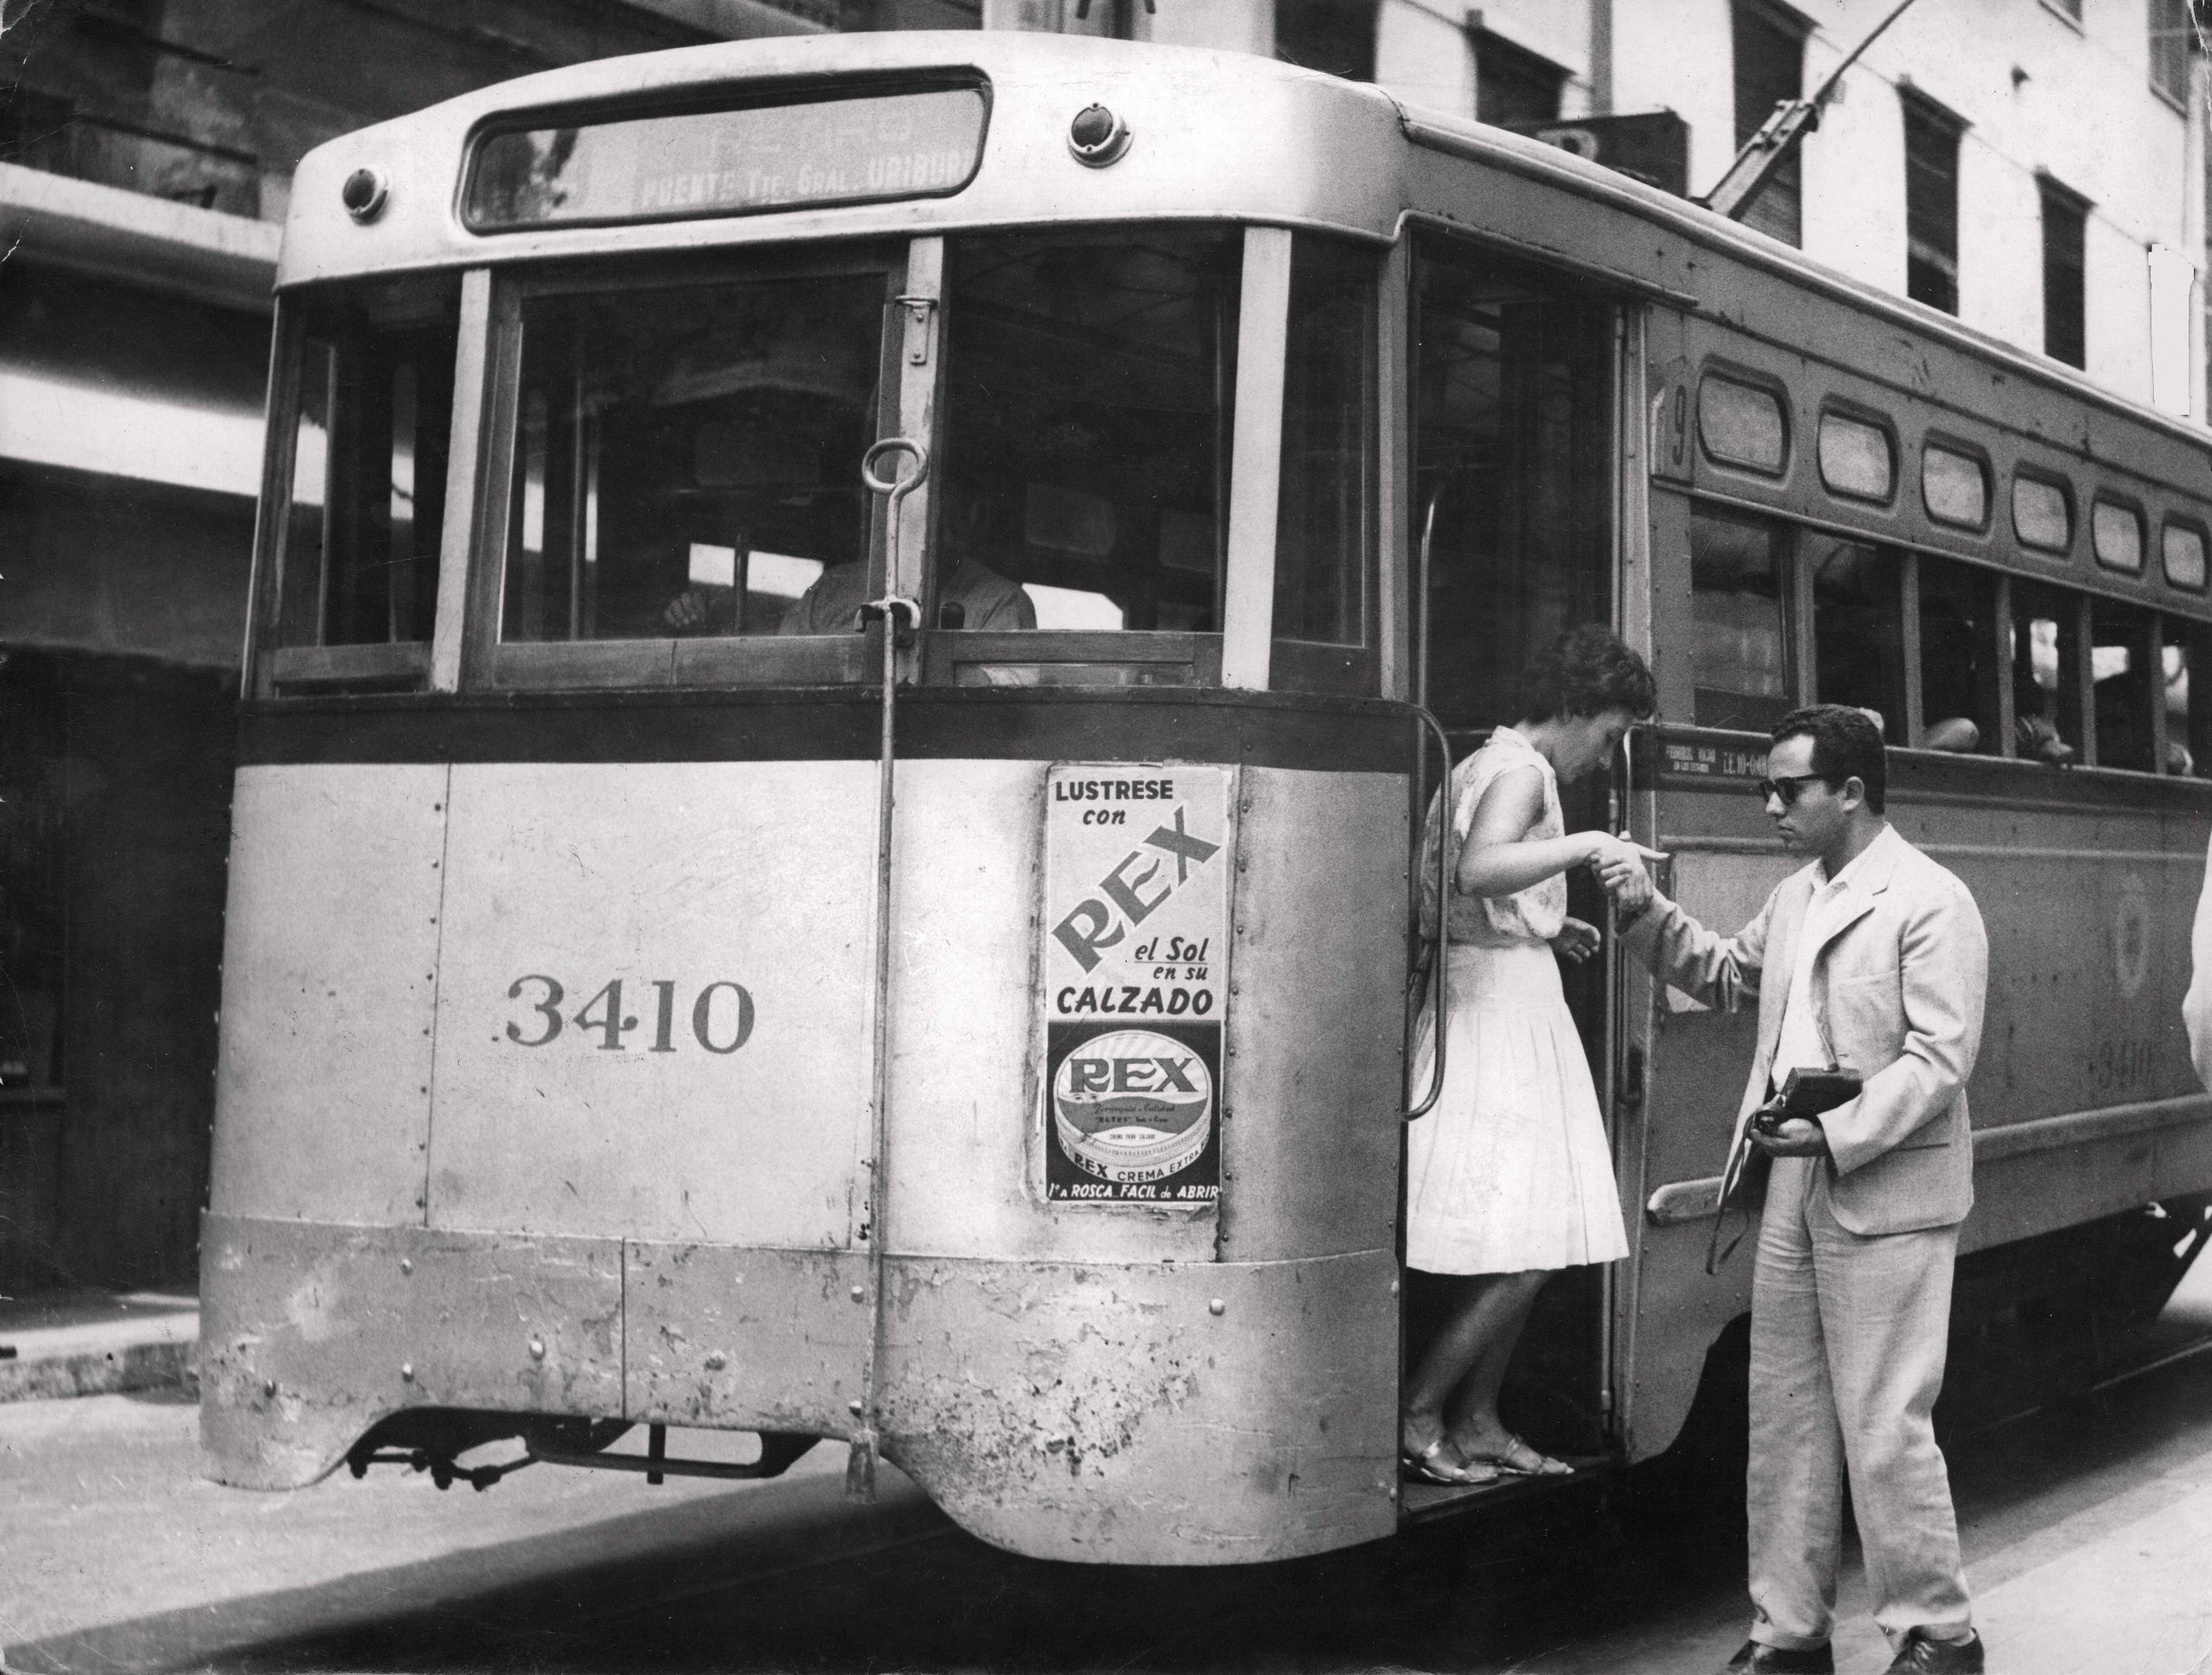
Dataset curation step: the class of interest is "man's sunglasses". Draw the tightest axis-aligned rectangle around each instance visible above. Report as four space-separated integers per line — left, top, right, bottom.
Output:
1757 772 1835 806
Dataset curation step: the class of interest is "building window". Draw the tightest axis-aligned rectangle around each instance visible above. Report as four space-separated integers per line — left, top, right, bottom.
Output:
1275 0 1378 82
1901 91 1962 315
1475 29 1568 128
2150 0 2194 108
1732 0 1808 246
2040 175 2088 369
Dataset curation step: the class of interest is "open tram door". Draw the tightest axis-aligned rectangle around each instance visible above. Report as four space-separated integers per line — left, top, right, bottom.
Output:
1399 230 1636 1514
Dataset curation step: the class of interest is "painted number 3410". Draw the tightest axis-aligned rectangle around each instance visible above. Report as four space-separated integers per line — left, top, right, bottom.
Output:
505 977 755 1054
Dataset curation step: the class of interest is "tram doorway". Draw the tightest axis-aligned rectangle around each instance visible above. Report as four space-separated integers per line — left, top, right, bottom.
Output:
1407 233 1620 1462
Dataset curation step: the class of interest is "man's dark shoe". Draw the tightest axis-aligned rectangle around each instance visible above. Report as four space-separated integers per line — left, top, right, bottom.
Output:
1720 1640 1834 1674
1885 1629 1984 1673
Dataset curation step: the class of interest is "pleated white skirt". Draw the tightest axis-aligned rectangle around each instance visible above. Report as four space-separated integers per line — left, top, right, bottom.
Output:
1405 940 1630 1275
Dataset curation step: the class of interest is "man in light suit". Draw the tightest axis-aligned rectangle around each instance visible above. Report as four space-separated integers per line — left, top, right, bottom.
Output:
1619 706 1987 1675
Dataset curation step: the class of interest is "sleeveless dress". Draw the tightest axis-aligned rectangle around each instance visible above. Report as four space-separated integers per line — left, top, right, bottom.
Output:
1405 728 1630 1274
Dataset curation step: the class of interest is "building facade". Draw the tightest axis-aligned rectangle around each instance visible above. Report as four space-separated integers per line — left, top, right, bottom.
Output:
0 0 2199 1291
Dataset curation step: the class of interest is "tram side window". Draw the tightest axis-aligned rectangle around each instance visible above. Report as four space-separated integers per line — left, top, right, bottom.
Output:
2167 619 2212 776
934 226 1243 679
1271 235 1379 693
1916 556 2001 754
2090 598 2157 772
1689 509 1794 732
1810 539 1904 741
499 268 889 644
2011 580 2082 765
273 275 460 666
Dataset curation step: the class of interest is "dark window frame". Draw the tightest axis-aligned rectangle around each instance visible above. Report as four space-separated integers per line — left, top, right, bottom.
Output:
2011 466 2076 556
1920 433 1993 532
1697 365 1794 479
2164 516 2211 593
1899 87 1964 317
1731 0 1810 247
2038 174 2089 370
2090 492 2147 575
469 243 910 694
1814 399 1898 506
2149 0 2194 110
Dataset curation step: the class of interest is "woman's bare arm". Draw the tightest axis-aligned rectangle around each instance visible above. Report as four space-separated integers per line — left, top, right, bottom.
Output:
1454 766 1603 898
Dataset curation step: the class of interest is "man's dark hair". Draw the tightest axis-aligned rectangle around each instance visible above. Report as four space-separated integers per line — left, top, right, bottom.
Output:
1517 625 1658 724
1773 704 1886 814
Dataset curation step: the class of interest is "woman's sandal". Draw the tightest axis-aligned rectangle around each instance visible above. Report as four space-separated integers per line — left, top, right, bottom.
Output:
1400 1441 1503 1487
1464 1433 1573 1477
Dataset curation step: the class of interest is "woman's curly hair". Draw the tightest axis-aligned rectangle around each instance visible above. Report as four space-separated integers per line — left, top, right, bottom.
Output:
1515 624 1658 724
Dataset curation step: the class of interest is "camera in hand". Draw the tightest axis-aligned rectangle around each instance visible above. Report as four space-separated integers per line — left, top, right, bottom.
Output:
1751 1066 1863 1133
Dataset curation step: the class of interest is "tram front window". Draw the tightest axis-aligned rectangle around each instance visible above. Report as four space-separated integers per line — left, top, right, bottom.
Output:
933 225 1243 682
269 274 461 682
499 266 890 644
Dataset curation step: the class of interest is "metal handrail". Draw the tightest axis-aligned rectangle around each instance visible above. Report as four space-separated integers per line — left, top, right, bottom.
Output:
1405 702 1454 1122
848 435 926 1503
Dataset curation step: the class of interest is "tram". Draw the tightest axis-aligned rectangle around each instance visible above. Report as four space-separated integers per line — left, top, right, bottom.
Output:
202 30 2212 1564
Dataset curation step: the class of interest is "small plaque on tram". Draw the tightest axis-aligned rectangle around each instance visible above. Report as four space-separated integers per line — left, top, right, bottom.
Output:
462 84 988 231
1040 767 1231 1205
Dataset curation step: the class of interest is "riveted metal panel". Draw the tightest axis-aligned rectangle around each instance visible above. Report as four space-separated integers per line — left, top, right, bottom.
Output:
880 759 1219 1264
427 760 874 1247
880 1248 1396 1564
209 765 445 1225
625 1239 868 1434
199 1214 621 1490
1217 767 1406 1262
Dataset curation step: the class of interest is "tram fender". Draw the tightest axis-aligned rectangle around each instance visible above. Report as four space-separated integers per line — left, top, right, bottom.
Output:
877 1249 1396 1565
198 1214 623 1489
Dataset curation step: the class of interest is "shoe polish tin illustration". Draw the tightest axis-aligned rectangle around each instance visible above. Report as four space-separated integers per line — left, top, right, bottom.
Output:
1039 766 1230 1203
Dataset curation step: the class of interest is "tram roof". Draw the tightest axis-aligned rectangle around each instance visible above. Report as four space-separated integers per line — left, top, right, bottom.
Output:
280 29 2212 469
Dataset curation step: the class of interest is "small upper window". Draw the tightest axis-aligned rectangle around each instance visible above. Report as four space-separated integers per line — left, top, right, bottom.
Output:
2012 473 2073 554
1817 411 1894 503
2165 521 2209 591
2091 497 2145 574
2151 0 2193 107
1922 441 1989 530
1699 374 1789 475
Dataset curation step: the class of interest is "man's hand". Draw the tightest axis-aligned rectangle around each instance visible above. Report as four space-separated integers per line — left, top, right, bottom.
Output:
1551 917 1600 963
1750 1113 1830 1157
1608 865 1655 919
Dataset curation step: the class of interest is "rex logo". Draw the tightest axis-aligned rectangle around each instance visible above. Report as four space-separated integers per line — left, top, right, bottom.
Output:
1050 806 1221 974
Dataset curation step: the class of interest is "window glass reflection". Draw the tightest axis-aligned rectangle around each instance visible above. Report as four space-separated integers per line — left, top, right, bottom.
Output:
2011 580 2080 764
1811 539 1904 739
1916 556 1999 754
935 226 1242 662
2091 597 2156 771
1690 509 1792 731
276 275 458 651
1273 234 1376 661
500 267 889 643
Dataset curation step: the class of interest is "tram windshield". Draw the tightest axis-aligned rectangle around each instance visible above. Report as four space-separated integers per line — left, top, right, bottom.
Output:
500 263 894 643
937 227 1240 642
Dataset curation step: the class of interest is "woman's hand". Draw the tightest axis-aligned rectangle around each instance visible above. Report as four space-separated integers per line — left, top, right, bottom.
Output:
1583 832 1665 896
1550 917 1601 963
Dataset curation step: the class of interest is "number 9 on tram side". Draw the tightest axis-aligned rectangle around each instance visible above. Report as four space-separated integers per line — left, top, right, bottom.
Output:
201 31 2212 1563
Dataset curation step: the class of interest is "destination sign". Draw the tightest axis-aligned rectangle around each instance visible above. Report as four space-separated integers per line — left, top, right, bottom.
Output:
464 85 988 231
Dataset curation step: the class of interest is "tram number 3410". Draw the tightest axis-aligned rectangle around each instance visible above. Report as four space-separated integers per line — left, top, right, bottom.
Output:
504 976 755 1054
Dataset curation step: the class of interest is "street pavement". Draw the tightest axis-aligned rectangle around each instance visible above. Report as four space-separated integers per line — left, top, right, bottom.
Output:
3 1257 2209 1673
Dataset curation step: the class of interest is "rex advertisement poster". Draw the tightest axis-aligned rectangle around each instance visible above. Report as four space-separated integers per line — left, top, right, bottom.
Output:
1040 765 1232 1204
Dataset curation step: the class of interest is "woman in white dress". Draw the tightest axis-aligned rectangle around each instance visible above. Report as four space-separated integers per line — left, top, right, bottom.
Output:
1403 625 1659 1485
